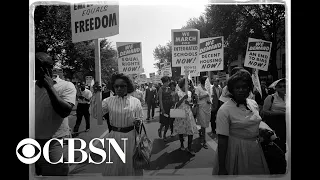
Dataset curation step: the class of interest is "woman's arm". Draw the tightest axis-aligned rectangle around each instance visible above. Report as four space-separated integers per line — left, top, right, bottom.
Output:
218 134 229 175
158 88 164 113
215 108 230 175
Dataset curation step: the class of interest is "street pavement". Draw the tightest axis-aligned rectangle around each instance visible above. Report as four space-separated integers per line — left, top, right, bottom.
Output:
67 105 218 176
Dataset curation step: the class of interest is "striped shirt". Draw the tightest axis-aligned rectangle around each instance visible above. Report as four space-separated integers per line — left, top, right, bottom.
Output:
102 95 144 128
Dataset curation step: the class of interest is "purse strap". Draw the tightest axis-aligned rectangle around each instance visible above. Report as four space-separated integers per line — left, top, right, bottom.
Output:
134 122 148 146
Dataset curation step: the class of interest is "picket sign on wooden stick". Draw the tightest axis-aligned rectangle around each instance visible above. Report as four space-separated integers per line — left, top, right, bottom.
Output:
184 68 189 97
94 39 103 125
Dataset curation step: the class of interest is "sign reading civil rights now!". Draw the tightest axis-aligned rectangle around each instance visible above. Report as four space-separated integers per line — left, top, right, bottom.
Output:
244 38 272 71
116 42 143 75
199 37 224 72
71 1 119 43
171 29 200 77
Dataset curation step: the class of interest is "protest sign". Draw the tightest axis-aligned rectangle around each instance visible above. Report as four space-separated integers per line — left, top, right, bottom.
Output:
244 38 272 71
199 37 224 72
171 29 200 76
117 42 143 75
149 72 155 79
138 74 147 84
153 75 162 84
85 76 94 86
181 65 200 76
71 1 119 43
160 62 172 77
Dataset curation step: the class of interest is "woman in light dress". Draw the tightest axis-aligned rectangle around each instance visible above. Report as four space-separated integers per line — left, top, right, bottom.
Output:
173 78 198 155
195 76 211 149
212 70 269 175
101 73 144 176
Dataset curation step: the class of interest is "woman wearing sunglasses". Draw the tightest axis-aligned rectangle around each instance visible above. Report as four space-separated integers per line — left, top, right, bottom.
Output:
101 73 144 176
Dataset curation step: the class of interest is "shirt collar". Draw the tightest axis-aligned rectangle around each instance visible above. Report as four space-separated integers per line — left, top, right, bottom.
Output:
53 76 62 84
116 94 131 99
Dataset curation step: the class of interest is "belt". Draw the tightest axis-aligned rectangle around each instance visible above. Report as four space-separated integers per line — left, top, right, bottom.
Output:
54 134 72 139
110 125 135 133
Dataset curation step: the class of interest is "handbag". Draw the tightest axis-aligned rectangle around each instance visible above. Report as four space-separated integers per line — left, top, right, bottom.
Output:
259 128 287 174
132 123 153 169
170 103 186 118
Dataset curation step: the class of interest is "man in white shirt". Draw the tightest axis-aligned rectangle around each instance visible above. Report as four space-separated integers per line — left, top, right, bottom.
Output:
35 52 77 176
73 83 93 133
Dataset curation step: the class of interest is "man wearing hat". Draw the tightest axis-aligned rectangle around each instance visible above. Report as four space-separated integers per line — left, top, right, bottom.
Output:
35 52 77 176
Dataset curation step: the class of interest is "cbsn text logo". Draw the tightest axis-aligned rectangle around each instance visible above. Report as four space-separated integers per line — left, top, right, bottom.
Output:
16 138 127 164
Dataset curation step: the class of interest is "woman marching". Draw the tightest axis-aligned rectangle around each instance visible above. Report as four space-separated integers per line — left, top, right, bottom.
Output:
195 76 211 149
158 76 174 141
173 78 198 155
212 70 269 175
101 73 145 176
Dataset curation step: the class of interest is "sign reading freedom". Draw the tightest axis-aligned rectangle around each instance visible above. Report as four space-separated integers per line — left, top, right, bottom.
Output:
71 1 119 43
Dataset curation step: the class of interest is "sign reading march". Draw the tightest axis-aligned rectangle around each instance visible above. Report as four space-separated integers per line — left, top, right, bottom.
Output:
244 38 272 71
172 29 200 76
117 42 143 75
199 37 224 72
71 1 119 43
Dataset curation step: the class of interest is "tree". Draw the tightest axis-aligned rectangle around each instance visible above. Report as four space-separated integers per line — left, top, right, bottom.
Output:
153 41 181 81
182 4 285 78
34 4 118 84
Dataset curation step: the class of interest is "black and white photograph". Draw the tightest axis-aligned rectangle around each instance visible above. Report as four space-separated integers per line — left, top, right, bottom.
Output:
25 0 290 179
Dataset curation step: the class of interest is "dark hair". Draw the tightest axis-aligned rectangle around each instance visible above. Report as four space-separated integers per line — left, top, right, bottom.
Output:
110 73 135 94
227 70 253 97
275 78 286 87
230 67 244 76
169 81 177 87
178 78 186 88
199 76 208 85
161 76 170 83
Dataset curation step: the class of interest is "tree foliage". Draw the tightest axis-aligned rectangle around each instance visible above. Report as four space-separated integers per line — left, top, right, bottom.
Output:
153 41 181 81
34 4 118 83
153 4 285 79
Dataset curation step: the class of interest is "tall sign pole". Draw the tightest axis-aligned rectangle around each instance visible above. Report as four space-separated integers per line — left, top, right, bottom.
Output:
95 39 103 125
71 2 119 126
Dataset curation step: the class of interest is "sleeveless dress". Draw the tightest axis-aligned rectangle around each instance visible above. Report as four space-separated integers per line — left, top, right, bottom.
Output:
212 98 269 175
160 86 174 126
173 88 198 135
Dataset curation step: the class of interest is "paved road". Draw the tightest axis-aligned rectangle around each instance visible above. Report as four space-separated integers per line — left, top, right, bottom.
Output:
67 106 218 176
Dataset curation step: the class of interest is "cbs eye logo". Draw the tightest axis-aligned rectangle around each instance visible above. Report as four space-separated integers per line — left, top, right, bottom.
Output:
16 138 41 164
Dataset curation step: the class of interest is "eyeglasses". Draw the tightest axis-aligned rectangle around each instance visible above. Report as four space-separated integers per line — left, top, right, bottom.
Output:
234 86 249 91
114 84 127 89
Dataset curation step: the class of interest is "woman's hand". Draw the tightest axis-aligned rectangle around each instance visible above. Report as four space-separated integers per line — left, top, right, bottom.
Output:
133 118 142 127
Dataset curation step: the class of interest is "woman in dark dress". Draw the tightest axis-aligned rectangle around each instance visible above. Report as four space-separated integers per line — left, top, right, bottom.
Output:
158 76 174 141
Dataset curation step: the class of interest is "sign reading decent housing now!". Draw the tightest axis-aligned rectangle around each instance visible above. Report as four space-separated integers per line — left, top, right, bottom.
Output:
117 42 143 75
172 29 200 77
244 38 272 71
199 36 224 72
71 1 119 43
